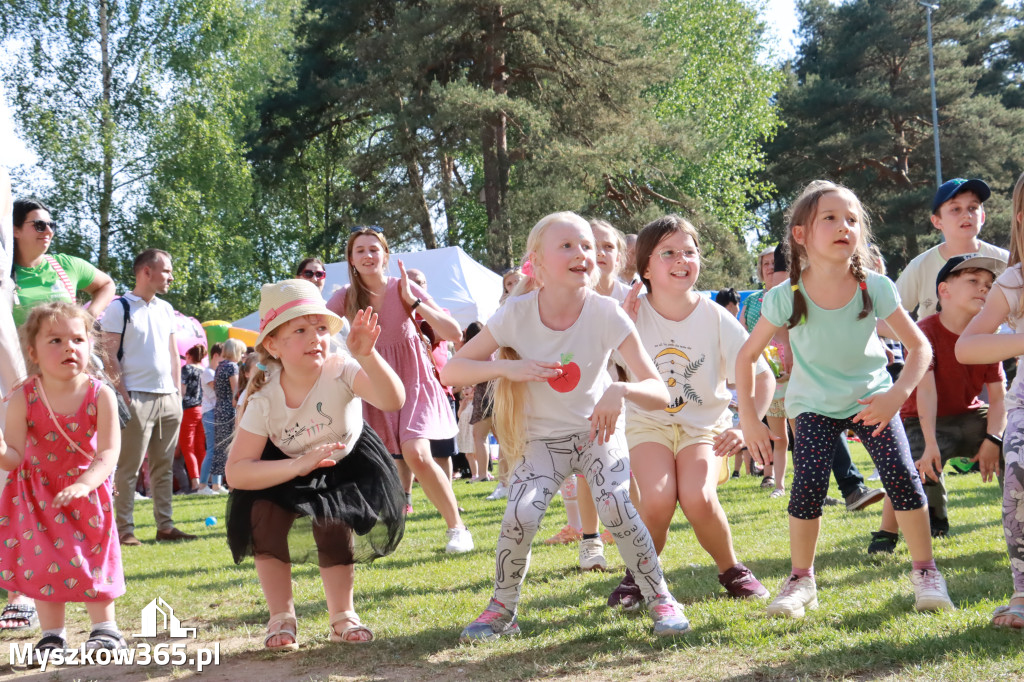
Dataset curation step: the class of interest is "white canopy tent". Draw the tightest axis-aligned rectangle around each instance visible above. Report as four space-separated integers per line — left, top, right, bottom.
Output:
233 246 504 331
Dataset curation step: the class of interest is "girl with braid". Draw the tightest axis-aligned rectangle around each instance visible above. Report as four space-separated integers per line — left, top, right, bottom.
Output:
736 180 953 618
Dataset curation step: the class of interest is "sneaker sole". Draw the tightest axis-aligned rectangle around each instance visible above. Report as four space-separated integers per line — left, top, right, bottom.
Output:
846 490 886 511
459 626 521 643
915 598 955 612
580 562 607 572
653 622 691 636
767 597 818 618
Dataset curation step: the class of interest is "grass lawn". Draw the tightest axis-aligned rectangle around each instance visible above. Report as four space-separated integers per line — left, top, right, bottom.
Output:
2 442 1023 681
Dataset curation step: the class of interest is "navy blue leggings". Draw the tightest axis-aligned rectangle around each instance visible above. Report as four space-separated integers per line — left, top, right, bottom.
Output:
789 412 926 520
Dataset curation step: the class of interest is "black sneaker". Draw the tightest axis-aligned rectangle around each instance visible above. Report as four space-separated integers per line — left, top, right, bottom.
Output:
867 530 899 555
730 471 740 480
929 515 950 538
845 484 886 511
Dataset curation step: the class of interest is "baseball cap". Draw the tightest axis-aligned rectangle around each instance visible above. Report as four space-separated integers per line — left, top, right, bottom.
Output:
935 253 1007 289
931 178 991 213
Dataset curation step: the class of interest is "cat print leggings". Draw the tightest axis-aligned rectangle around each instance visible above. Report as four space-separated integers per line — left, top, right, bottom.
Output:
493 432 670 607
1000 408 1024 593
789 412 926 520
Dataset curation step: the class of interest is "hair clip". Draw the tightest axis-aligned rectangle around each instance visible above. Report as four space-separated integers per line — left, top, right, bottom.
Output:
256 363 267 372
791 284 799 291
859 281 867 291
521 259 534 278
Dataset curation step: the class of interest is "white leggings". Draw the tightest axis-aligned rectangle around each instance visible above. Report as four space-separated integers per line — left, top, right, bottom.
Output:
493 432 669 606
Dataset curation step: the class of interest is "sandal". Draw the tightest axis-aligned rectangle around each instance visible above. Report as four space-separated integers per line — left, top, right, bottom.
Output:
264 612 299 652
86 627 128 650
0 602 38 630
329 611 374 644
992 592 1024 629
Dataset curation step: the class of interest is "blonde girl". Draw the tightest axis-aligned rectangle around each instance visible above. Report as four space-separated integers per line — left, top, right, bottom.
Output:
225 279 405 649
737 180 952 618
607 215 775 609
956 169 1024 628
442 211 690 640
0 302 124 653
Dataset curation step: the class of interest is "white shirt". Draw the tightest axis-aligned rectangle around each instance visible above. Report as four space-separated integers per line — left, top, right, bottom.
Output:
487 289 634 440
238 354 364 460
201 366 216 412
100 292 177 394
896 241 1008 318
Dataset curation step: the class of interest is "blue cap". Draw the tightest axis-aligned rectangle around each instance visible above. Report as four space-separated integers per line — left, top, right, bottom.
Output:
932 178 990 213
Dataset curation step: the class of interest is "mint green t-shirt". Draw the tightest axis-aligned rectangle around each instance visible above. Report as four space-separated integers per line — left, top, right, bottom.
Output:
12 253 98 326
760 270 900 420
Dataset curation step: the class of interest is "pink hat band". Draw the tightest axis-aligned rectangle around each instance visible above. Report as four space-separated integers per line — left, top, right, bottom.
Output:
259 298 322 332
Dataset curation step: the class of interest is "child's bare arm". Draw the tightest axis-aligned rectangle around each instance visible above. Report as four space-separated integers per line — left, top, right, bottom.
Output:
956 287 1024 364
348 308 405 411
0 391 27 471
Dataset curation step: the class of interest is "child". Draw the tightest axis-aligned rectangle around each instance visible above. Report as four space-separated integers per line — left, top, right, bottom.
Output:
442 211 690 640
955 170 1024 628
869 254 1006 554
210 338 245 488
737 180 953 617
606 215 775 610
225 279 406 648
178 344 207 493
897 178 1008 319
195 342 224 495
0 302 125 653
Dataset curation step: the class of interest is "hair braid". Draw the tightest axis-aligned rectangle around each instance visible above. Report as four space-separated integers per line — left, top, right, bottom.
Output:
850 251 874 320
786 234 807 329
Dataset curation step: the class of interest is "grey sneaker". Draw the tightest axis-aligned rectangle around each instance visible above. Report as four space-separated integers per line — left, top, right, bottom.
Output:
460 599 520 642
647 595 690 636
767 574 818 618
910 569 954 611
845 484 886 511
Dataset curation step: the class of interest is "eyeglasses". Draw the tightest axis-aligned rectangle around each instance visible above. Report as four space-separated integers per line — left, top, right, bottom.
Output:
658 248 698 261
299 270 327 280
349 225 384 234
27 220 57 233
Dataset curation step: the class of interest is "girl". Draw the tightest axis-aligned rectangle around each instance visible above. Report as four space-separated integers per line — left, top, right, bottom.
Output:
737 180 952 617
210 338 245 487
956 169 1024 628
326 229 471 552
178 344 206 493
0 302 125 652
226 279 405 649
606 215 775 609
442 211 690 640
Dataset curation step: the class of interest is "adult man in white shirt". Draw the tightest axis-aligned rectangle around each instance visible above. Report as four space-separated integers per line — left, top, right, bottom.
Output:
102 249 195 545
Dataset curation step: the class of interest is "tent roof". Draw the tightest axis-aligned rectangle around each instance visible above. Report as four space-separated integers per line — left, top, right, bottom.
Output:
234 246 504 331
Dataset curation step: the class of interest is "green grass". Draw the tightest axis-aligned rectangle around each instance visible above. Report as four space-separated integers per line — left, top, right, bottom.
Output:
3 443 1023 681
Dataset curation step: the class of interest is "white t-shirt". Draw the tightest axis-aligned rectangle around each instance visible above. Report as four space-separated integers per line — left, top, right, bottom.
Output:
627 295 770 432
99 293 177 394
603 279 631 304
238 354 364 460
896 241 1008 319
487 289 634 440
200 366 216 412
993 265 1024 411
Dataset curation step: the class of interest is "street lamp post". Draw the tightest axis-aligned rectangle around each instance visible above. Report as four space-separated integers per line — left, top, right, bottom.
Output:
920 2 942 186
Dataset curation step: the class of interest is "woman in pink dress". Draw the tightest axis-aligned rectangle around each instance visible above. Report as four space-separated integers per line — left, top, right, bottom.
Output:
327 228 473 553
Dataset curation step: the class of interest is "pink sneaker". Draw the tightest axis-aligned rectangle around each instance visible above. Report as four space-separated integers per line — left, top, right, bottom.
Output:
543 524 582 545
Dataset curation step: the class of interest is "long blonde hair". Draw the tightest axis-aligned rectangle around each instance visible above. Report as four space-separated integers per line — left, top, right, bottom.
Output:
1007 171 1024 323
785 180 874 328
492 211 590 466
345 228 390 320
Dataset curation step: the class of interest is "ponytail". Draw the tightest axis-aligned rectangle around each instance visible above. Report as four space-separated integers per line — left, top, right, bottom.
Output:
237 344 280 421
786 235 808 329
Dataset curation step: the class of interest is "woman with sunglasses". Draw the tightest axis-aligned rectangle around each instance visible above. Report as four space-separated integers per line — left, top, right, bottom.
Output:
11 199 115 327
295 257 328 292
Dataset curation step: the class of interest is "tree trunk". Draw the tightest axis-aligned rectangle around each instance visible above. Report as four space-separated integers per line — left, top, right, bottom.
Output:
98 0 113 272
439 152 457 247
406 155 437 250
481 5 511 270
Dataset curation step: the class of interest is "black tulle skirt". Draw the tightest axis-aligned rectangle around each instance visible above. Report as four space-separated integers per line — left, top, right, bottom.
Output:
226 423 405 566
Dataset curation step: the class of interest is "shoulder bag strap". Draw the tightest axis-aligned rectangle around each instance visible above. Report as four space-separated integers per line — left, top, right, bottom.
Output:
43 255 76 301
32 376 93 460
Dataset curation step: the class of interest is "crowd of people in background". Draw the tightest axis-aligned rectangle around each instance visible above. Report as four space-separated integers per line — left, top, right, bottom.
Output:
2 165 1024 656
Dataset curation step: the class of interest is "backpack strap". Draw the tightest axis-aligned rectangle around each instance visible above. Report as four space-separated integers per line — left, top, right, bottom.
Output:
116 297 131 362
43 255 76 301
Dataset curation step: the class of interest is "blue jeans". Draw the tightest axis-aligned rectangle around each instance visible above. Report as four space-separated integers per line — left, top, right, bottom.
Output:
831 434 866 498
201 410 221 485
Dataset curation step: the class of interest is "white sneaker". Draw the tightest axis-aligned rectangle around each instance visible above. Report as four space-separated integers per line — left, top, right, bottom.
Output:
195 487 217 496
486 485 508 501
445 527 474 553
766 574 817 618
579 537 607 571
910 568 955 611
134 491 149 500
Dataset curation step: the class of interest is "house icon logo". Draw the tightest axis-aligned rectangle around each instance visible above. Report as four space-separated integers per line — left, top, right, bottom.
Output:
134 597 197 639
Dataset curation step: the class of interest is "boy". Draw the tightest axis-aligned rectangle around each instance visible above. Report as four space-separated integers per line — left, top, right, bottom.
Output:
868 254 1007 553
897 178 1008 319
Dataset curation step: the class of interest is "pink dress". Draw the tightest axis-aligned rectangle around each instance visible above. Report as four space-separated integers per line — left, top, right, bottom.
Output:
0 378 125 602
327 278 457 454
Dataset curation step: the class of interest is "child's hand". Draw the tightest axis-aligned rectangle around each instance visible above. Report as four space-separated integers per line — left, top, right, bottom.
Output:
851 389 904 437
53 483 91 508
739 417 777 467
713 427 747 459
397 260 417 307
295 442 344 476
915 443 943 483
971 439 1002 483
589 384 626 445
504 359 562 383
621 281 643 322
347 307 382 357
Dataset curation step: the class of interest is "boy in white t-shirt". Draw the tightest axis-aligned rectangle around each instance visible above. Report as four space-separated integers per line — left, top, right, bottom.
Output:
897 178 1008 320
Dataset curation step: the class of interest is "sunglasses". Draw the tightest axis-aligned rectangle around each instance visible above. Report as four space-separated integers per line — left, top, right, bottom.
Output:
299 269 327 280
349 225 384 234
26 220 57 233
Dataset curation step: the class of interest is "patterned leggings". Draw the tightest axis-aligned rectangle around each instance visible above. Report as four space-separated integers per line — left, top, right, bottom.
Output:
494 432 669 606
1001 409 1024 593
789 412 926 520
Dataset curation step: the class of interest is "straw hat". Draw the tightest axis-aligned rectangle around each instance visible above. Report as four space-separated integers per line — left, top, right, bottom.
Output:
255 279 344 346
